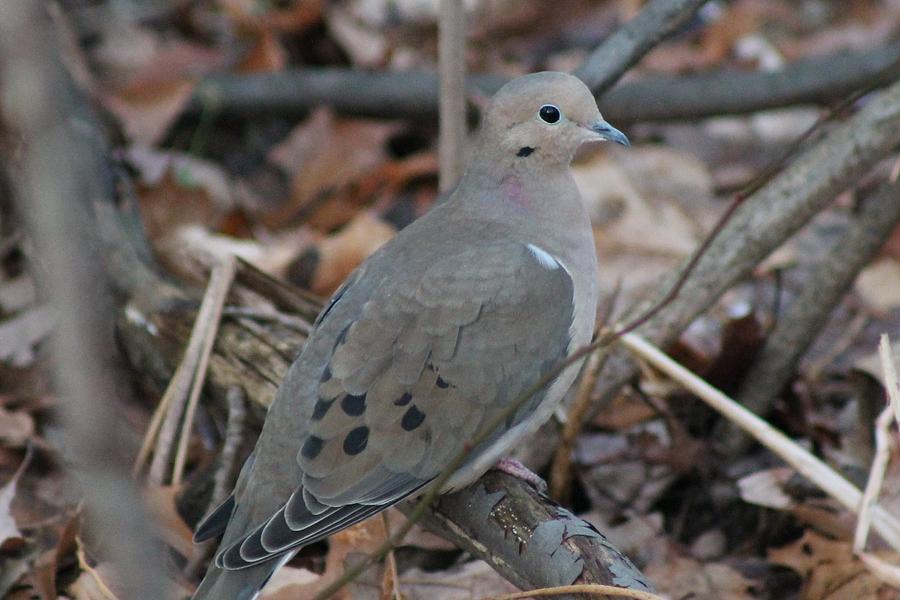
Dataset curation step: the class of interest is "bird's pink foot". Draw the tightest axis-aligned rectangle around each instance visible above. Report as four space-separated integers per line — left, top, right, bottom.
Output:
491 457 547 493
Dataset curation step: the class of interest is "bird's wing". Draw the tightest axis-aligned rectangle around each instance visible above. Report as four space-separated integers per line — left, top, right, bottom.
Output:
216 239 576 569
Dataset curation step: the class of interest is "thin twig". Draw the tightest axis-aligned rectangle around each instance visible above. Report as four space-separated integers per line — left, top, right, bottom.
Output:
484 583 665 600
881 334 900 428
172 255 236 485
549 349 607 502
854 404 894 554
379 513 401 600
618 332 900 550
855 335 900 553
211 385 247 509
438 0 466 192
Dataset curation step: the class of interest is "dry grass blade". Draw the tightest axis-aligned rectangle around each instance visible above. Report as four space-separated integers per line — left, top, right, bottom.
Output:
852 334 900 586
618 332 900 551
172 255 236 484
880 334 900 430
136 255 236 484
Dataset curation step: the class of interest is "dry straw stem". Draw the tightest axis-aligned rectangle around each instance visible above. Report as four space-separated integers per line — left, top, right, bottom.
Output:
485 583 665 600
138 255 236 484
850 335 900 587
172 255 236 484
618 332 900 551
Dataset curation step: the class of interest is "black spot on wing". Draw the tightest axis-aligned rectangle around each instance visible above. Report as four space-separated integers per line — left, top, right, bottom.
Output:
517 146 535 157
401 405 426 431
311 398 333 421
321 366 332 382
394 392 412 406
301 435 324 460
343 426 369 455
436 375 451 389
340 393 366 416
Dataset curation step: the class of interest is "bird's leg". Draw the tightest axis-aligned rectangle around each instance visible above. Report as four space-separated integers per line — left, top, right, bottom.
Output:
491 457 547 493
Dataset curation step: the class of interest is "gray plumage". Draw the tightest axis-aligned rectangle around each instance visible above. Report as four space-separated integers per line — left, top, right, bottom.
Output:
192 71 628 600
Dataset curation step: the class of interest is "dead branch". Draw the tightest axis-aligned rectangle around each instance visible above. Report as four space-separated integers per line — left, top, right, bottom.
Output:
191 44 900 124
408 470 654 599
719 178 900 455
591 75 900 419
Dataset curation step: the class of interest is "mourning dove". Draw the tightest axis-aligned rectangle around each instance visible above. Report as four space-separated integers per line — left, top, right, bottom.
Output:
191 71 629 599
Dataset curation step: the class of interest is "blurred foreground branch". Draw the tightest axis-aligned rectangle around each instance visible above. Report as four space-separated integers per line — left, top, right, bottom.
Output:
0 2 164 598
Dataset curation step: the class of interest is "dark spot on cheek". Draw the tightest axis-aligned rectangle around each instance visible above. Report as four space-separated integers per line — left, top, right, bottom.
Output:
301 435 324 459
394 392 412 406
341 393 367 416
311 398 333 420
516 146 535 157
343 426 369 455
401 405 426 431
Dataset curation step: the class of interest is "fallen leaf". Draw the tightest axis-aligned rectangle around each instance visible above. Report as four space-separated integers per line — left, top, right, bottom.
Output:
266 108 400 230
856 259 900 313
0 451 31 551
287 211 396 296
0 276 36 315
738 467 796 510
644 556 755 600
29 510 80 600
0 406 35 449
0 305 55 368
259 566 320 599
143 485 198 561
103 79 196 147
769 530 898 600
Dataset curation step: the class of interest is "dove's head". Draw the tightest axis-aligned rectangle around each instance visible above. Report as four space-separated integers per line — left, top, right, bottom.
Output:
477 71 629 167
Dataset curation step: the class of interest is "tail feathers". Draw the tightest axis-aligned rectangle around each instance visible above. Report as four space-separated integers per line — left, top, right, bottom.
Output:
191 557 286 600
194 494 236 543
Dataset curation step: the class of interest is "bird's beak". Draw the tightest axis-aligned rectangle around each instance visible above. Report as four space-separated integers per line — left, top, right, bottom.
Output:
589 118 630 147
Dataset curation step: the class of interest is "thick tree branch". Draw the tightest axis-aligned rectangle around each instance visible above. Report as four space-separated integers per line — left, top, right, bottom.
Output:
191 44 900 124
719 178 900 455
407 470 653 596
590 75 900 416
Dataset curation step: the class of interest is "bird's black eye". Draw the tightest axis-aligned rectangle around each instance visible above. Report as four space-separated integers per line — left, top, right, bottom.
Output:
539 104 561 124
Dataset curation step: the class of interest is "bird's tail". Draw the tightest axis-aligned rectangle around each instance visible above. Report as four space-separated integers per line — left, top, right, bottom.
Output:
191 559 281 600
